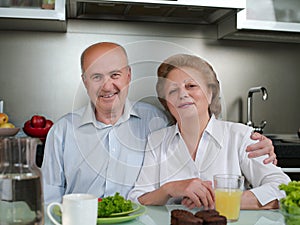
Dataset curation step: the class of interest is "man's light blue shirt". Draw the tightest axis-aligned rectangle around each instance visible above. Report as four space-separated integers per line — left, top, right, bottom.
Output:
41 99 168 204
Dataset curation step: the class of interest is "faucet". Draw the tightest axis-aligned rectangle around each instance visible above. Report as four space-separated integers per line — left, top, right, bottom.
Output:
0 99 3 113
246 86 268 133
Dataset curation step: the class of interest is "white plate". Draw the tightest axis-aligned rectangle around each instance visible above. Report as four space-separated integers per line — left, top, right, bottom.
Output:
53 203 145 224
97 205 146 224
109 202 141 217
0 128 20 136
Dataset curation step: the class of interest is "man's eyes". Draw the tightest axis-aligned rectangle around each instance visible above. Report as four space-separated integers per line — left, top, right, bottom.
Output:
91 74 103 81
90 73 121 82
111 73 121 79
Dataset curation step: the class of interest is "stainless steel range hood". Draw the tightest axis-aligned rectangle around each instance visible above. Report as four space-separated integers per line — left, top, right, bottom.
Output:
67 0 245 24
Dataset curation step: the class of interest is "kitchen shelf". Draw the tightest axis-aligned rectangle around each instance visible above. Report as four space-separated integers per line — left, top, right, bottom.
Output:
0 0 66 32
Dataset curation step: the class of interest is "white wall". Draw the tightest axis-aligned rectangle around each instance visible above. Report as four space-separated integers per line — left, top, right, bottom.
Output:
0 20 299 134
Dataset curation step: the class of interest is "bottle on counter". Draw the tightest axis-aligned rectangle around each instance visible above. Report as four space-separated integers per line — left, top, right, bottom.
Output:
0 137 44 225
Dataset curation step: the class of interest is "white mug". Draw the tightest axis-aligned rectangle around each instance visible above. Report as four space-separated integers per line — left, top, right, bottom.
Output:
47 193 98 225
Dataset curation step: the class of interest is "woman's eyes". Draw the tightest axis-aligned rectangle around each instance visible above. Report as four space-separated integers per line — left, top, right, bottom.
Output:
168 89 177 95
168 84 198 94
186 83 198 88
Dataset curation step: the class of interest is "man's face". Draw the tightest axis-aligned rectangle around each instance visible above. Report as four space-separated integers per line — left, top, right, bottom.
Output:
82 46 131 115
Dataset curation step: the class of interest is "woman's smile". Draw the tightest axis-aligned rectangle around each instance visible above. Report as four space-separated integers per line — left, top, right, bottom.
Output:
178 101 194 109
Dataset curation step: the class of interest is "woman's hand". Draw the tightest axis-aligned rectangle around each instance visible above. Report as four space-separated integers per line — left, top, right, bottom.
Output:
138 178 214 208
247 132 277 165
165 178 215 209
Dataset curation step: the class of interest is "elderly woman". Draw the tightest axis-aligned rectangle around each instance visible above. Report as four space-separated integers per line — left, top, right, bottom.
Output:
128 54 290 210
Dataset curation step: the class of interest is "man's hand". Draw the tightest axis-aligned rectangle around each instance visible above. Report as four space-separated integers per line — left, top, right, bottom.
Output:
241 190 279 210
246 132 277 165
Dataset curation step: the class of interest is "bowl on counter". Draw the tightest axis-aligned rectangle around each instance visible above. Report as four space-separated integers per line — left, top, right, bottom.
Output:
280 204 300 225
0 128 20 137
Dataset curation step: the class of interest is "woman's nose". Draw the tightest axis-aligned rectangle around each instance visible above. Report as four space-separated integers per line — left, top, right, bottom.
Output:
179 88 188 99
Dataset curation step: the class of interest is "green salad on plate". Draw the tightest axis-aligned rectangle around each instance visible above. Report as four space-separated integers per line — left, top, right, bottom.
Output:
98 192 133 217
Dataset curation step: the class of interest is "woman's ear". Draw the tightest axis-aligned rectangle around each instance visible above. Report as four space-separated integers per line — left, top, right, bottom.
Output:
206 87 213 105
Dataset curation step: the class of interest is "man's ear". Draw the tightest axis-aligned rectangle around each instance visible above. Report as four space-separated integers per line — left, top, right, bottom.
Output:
81 74 88 88
127 66 132 81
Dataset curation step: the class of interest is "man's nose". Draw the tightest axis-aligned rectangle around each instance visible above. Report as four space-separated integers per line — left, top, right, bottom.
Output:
102 77 114 90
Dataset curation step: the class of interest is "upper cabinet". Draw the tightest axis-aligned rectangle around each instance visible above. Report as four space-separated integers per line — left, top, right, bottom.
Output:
0 0 66 32
0 0 245 32
67 0 245 25
218 0 300 43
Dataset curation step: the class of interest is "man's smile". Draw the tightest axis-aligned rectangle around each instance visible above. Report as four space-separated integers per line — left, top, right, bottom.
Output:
99 92 118 98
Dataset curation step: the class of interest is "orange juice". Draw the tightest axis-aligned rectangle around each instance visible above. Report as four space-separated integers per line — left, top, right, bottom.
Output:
215 188 242 221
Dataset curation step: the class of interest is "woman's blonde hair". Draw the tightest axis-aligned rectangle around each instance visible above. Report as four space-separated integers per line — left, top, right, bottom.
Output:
156 54 221 120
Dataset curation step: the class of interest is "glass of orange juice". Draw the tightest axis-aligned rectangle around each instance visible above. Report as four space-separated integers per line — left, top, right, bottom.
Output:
213 174 244 222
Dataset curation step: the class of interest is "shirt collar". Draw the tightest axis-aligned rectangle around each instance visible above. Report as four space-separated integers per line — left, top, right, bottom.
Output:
171 114 223 148
117 99 140 124
78 99 140 128
204 114 223 148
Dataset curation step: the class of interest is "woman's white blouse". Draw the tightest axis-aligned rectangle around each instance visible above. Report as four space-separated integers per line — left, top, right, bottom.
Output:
128 116 290 206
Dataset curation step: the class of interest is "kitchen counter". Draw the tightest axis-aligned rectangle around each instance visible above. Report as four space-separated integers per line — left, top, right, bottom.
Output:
266 134 300 180
45 205 285 225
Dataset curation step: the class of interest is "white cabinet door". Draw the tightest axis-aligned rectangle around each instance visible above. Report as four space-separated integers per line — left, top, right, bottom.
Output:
237 0 300 32
0 0 66 32
218 0 300 43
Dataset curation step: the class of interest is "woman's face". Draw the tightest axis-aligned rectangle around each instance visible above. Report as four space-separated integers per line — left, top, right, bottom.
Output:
164 67 211 123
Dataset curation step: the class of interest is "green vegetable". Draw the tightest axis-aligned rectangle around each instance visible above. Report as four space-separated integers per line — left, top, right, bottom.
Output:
279 181 300 213
279 181 300 225
98 192 133 217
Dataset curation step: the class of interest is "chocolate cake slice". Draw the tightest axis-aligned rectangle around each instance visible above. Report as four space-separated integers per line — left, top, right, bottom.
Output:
195 209 226 225
202 215 227 225
170 209 226 225
171 209 194 225
195 209 219 219
177 216 203 225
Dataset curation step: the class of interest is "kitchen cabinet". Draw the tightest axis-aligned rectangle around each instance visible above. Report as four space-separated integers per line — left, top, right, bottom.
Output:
0 0 66 32
218 0 300 43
